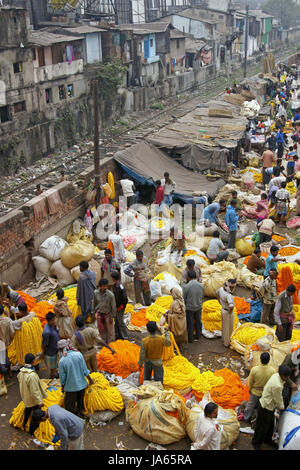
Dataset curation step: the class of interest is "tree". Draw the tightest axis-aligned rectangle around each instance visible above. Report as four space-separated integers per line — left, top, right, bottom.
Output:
262 0 300 29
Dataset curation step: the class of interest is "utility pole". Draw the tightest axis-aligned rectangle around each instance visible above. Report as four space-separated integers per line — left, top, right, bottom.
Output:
244 4 249 79
93 79 101 208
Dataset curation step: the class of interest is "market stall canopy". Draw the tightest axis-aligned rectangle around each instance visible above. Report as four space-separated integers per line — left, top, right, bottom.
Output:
113 141 224 202
146 100 248 172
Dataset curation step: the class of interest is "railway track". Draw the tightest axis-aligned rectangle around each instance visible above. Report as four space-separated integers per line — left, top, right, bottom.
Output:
0 47 296 217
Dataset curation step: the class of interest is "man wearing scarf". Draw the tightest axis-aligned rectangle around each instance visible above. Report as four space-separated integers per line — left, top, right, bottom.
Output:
111 271 129 340
217 279 237 348
274 284 296 342
92 278 117 344
76 261 96 320
17 353 47 435
58 339 94 418
70 315 115 372
101 249 121 288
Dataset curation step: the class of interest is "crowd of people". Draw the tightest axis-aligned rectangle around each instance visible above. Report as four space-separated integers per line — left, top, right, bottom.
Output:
2 62 300 451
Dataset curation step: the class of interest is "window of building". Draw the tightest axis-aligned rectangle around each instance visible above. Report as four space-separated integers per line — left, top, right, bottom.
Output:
58 85 66 100
150 38 153 47
45 88 52 104
13 62 23 73
67 84 74 98
37 47 45 67
0 105 10 123
32 48 36 61
176 39 180 49
13 101 26 113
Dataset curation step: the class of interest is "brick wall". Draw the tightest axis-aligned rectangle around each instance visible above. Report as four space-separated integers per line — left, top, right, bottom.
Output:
0 156 121 287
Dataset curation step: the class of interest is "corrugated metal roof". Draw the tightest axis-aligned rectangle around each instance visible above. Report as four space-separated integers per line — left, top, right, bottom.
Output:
29 31 84 46
175 10 219 24
62 25 106 34
116 22 171 34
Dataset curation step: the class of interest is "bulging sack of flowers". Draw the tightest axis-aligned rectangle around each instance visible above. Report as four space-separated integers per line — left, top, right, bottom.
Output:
186 232 212 252
60 240 95 269
237 265 263 289
230 323 276 355
235 238 255 257
39 235 69 262
32 256 52 281
126 389 187 445
152 272 180 295
201 262 238 298
148 217 174 237
185 398 240 450
50 260 74 287
244 338 299 371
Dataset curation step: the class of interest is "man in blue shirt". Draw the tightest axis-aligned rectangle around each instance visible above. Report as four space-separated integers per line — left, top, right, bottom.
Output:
293 109 300 122
203 200 226 225
276 127 286 160
58 339 94 418
31 404 85 450
264 245 286 278
42 312 59 379
225 199 239 249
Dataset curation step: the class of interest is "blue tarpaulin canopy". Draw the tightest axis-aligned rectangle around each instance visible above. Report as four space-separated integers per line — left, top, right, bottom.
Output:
113 141 224 203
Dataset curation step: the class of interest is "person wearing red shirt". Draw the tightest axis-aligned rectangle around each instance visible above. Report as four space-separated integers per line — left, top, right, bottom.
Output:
154 179 164 215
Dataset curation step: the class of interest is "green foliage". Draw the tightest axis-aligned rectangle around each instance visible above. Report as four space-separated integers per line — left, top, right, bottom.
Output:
93 59 127 98
150 102 164 110
262 0 300 29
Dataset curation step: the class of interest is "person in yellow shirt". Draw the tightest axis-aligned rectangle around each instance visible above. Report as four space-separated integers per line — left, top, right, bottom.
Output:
243 352 276 423
138 321 171 383
252 364 292 450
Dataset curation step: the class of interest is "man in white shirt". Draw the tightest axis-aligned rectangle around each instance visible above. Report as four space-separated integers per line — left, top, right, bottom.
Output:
216 279 236 348
192 402 222 450
108 223 126 263
257 217 275 246
118 178 136 207
161 172 176 206
207 231 229 263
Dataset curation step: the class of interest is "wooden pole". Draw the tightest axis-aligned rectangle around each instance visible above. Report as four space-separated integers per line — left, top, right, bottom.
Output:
244 5 249 79
93 79 101 208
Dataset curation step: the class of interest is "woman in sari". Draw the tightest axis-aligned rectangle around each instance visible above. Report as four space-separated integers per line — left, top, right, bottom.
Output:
254 193 269 223
165 287 188 346
54 288 76 340
241 193 269 222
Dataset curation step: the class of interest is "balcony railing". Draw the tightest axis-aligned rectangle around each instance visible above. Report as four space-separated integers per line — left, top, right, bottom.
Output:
33 59 84 83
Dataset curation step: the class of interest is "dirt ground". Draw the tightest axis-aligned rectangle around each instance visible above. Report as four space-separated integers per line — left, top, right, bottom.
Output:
0 243 283 452
0 333 255 452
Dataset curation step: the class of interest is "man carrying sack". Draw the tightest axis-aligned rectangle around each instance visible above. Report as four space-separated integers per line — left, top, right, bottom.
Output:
92 279 117 344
